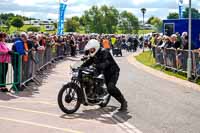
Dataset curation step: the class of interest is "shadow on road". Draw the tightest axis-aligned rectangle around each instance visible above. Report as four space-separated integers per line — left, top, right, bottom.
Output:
0 87 40 101
0 92 17 101
60 106 132 125
0 65 53 101
0 56 79 101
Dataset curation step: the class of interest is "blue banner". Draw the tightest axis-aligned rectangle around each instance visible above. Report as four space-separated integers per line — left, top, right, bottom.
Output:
58 3 67 35
178 0 184 19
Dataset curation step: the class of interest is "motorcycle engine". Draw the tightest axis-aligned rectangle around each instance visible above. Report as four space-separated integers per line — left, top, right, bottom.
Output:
82 72 107 104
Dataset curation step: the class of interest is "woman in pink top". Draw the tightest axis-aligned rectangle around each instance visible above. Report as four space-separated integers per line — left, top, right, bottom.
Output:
0 32 10 92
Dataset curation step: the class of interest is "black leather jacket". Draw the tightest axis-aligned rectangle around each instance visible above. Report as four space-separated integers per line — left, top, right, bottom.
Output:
81 49 120 78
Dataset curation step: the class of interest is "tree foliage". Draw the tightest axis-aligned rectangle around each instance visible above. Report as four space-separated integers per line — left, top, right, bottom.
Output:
11 17 24 29
147 16 155 24
183 7 200 19
65 16 80 32
119 11 139 34
167 12 179 19
66 5 139 34
0 13 32 31
147 17 162 32
27 26 40 32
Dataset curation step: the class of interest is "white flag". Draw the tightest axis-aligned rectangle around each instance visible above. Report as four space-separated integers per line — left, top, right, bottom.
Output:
60 0 68 4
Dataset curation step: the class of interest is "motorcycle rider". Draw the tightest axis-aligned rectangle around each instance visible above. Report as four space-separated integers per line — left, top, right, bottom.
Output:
81 39 128 111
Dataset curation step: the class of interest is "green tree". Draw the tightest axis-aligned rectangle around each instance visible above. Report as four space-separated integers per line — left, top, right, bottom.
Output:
149 17 163 32
65 16 80 32
100 5 119 33
167 12 179 19
183 7 200 19
66 5 140 34
53 23 57 29
27 26 40 32
11 17 24 30
119 11 139 34
81 6 103 33
147 16 155 24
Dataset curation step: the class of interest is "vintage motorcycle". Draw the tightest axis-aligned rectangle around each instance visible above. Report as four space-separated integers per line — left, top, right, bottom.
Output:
57 60 111 114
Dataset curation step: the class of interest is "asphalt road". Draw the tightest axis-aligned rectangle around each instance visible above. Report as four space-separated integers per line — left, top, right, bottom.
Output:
111 51 200 133
1 51 200 133
0 57 130 133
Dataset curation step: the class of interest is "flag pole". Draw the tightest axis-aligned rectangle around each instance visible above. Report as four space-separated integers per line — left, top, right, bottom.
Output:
187 0 192 79
58 0 61 35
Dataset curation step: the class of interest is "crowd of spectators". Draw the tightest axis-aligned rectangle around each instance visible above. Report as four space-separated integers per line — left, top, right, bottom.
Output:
1 31 196 92
0 32 142 92
143 32 189 58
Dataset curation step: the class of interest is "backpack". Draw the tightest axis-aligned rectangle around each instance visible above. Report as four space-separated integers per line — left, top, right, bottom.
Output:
14 40 25 55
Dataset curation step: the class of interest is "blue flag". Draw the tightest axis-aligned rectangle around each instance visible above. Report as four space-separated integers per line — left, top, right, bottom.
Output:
58 1 68 35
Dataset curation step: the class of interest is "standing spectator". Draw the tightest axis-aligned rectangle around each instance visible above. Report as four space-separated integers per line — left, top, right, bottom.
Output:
31 36 40 63
65 35 71 56
70 36 76 57
181 32 188 50
56 36 64 59
150 34 158 58
111 36 117 49
158 35 172 48
176 32 182 45
0 32 11 92
102 36 111 50
156 36 163 47
11 33 26 91
127 36 134 52
21 33 32 81
171 34 181 49
133 37 139 52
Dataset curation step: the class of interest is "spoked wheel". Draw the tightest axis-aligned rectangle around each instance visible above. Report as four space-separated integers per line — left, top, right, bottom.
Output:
99 94 111 108
57 83 81 114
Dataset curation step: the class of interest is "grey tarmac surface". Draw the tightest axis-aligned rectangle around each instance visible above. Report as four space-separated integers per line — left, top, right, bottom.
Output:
111 51 200 133
1 51 200 133
0 57 132 133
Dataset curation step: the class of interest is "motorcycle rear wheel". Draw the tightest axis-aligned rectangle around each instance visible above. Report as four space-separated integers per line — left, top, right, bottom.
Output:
58 83 81 114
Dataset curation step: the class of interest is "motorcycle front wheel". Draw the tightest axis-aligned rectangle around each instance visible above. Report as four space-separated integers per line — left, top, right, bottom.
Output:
57 83 81 114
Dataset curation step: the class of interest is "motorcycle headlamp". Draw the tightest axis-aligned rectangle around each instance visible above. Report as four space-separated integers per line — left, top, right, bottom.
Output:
72 71 79 77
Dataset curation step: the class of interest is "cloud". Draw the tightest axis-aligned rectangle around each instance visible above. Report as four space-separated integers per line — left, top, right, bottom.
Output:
0 0 199 20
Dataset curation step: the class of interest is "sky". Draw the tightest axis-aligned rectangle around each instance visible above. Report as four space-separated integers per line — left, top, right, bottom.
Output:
0 0 199 21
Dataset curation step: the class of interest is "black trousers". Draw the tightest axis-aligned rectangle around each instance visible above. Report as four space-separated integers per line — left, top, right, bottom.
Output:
105 72 126 104
152 47 156 58
0 63 8 87
71 46 76 56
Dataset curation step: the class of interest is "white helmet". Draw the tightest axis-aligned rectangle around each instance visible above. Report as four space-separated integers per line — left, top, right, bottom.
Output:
84 39 100 57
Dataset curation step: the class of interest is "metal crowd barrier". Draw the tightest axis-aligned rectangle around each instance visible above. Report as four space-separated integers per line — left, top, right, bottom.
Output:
0 52 21 92
155 47 164 65
176 50 190 72
0 42 77 92
192 51 200 77
164 48 177 69
20 43 70 89
154 47 200 79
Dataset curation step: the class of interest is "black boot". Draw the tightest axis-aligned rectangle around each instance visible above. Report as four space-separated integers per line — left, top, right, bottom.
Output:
119 100 128 112
114 95 128 111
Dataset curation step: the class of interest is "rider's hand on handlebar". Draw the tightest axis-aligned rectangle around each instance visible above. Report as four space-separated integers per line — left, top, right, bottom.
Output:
81 56 88 61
